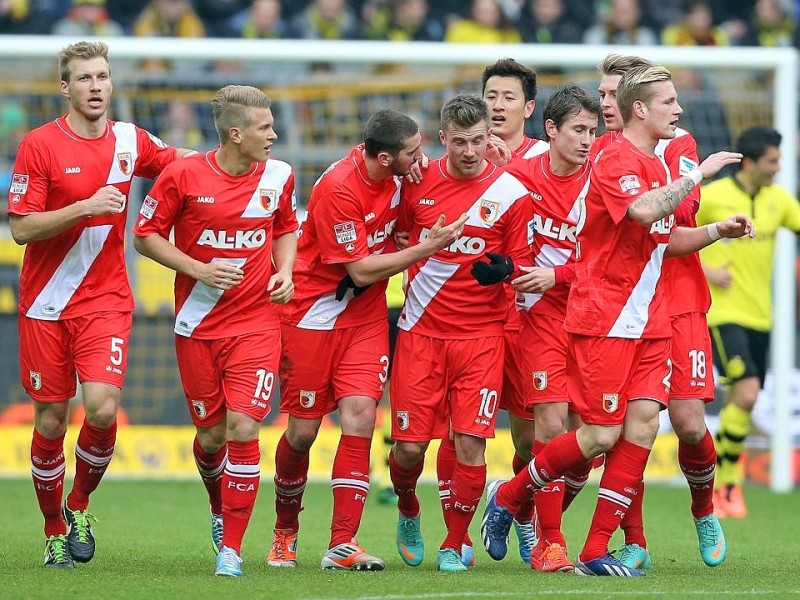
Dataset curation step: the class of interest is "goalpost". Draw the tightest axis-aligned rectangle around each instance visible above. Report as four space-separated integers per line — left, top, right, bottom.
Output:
0 37 796 491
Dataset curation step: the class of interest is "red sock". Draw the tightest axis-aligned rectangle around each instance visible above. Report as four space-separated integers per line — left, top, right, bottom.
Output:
679 429 716 519
437 437 457 531
562 459 593 512
534 438 566 546
273 433 308 531
31 429 67 537
67 419 116 511
221 439 260 553
580 438 650 561
497 430 586 514
193 436 226 515
442 461 486 552
512 445 535 523
389 448 423 517
621 479 646 547
330 434 371 547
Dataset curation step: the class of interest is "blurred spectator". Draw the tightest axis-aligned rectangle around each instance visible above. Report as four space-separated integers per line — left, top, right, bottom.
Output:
105 0 148 32
640 0 686 33
1 0 53 32
518 0 584 44
289 0 359 39
582 0 658 45
52 0 125 36
661 1 729 45
739 0 798 46
132 0 205 37
706 0 755 43
234 0 290 39
0 100 28 166
159 101 207 150
362 0 444 41
193 0 248 36
445 0 522 43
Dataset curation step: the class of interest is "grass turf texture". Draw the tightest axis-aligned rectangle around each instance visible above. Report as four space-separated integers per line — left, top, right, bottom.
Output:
2 479 798 599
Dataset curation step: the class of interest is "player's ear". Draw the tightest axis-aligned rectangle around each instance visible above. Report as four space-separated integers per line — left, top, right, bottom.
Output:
524 99 535 119
376 150 393 168
229 126 242 144
634 100 647 118
438 129 446 147
59 80 70 100
544 118 557 140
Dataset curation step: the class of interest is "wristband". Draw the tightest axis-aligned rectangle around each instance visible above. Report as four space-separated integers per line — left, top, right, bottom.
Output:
707 223 721 241
687 168 703 186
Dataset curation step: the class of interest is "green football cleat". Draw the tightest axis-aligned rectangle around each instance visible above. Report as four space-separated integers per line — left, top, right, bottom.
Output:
437 548 468 572
695 513 726 567
211 513 223 555
44 534 74 568
396 513 424 566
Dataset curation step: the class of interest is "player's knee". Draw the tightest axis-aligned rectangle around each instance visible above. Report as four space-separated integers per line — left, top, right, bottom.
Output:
393 441 425 466
34 405 69 438
286 419 321 451
672 415 706 445
84 401 117 429
591 427 621 454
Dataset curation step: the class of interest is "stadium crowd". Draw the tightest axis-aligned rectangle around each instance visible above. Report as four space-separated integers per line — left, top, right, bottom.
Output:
2 0 800 49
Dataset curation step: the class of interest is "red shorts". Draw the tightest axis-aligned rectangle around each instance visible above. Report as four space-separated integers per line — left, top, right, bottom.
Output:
19 311 133 402
279 319 389 419
390 330 504 442
499 327 530 419
567 335 671 426
175 329 281 428
520 312 570 407
669 312 715 402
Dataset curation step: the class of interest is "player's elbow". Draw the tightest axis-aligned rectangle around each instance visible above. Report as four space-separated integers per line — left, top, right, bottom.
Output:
9 221 30 245
348 271 373 288
132 235 150 256
626 205 658 226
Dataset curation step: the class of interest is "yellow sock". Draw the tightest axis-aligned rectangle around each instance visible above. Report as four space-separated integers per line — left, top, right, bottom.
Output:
715 403 752 487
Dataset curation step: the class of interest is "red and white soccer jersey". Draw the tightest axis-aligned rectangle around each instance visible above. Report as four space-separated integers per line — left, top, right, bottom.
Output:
566 134 674 339
133 151 297 338
8 117 178 320
397 158 532 338
656 128 711 317
281 144 400 330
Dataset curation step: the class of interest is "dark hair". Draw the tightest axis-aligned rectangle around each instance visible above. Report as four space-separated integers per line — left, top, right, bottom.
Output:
481 58 538 103
441 94 489 131
364 109 419 158
736 126 782 163
543 84 601 129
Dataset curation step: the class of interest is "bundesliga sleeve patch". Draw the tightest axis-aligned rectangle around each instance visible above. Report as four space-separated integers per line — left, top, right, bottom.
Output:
139 195 159 219
334 221 357 244
618 174 641 195
146 131 168 149
678 155 698 176
10 174 29 195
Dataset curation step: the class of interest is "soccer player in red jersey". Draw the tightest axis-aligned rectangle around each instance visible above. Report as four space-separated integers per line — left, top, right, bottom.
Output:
7 41 191 568
275 110 466 571
595 54 728 569
481 65 751 576
134 85 297 577
387 94 533 573
503 84 600 572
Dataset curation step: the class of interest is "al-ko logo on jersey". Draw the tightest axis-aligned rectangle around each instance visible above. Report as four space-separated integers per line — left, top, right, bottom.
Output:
259 189 278 214
479 199 501 224
618 174 641 196
117 152 133 177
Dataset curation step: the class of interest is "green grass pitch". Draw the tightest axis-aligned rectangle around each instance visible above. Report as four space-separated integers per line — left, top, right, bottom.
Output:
2 479 798 599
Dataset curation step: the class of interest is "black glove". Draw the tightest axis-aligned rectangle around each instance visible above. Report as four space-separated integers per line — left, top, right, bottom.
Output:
470 253 514 286
335 275 372 301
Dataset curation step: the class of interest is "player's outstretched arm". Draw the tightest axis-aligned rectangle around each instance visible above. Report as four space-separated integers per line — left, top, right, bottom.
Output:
344 213 467 287
10 185 126 244
268 231 297 304
511 265 556 293
627 151 742 225
133 233 244 290
666 214 754 257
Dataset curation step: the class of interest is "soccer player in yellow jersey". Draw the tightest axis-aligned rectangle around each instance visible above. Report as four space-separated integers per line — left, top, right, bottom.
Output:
697 126 800 518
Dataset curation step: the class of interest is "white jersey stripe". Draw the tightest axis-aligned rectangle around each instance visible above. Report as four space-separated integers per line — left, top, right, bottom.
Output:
398 257 461 331
174 257 247 337
607 243 668 339
296 292 349 330
521 140 550 159
241 160 292 218
26 225 113 320
464 172 529 229
516 245 572 312
108 122 138 185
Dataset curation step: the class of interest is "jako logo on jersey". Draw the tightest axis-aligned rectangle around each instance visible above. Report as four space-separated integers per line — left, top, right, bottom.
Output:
531 192 543 202
420 228 486 254
191 400 207 418
117 152 132 177
197 229 267 249
602 393 619 413
65 167 81 174
618 174 641 195
649 213 674 235
479 199 501 224
533 214 577 242
367 219 396 248
396 411 409 431
418 198 435 205
30 371 42 391
532 371 547 391
300 390 316 408
364 212 376 222
197 196 215 204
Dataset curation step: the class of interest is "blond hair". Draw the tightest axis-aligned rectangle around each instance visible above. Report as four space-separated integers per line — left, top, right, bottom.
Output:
58 41 109 83
211 85 272 144
616 65 672 124
598 53 653 77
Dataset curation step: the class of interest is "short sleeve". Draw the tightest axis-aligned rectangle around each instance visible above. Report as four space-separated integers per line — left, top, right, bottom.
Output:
7 138 50 215
133 164 183 238
594 153 642 225
313 186 370 265
133 126 179 180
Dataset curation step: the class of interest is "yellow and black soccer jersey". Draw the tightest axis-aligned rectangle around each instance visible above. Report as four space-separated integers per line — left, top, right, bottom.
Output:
696 176 800 331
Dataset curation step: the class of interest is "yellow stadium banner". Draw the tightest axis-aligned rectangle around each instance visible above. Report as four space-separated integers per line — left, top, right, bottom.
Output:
0 425 683 480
